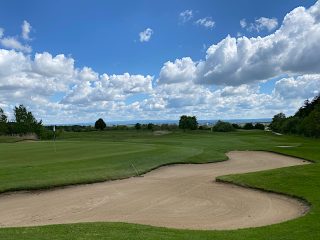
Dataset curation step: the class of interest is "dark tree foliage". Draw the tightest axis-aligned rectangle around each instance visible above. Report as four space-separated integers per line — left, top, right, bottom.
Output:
0 108 8 135
232 123 241 129
269 113 286 132
147 123 154 130
95 118 107 130
213 120 235 132
243 123 254 130
13 105 43 135
135 123 141 130
270 94 320 137
179 115 198 130
254 123 265 130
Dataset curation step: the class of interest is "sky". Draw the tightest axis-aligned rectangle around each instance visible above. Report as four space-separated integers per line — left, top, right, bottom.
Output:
0 0 319 124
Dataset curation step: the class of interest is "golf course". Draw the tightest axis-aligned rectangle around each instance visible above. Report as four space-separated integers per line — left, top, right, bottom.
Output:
0 130 319 239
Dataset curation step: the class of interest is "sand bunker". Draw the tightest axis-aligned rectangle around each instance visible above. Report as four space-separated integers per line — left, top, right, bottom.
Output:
0 151 309 230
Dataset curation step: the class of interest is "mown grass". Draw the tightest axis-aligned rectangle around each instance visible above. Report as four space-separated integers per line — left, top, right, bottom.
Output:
0 130 319 239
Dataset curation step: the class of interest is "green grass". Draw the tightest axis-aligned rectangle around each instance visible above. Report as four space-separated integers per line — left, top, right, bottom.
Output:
0 130 320 239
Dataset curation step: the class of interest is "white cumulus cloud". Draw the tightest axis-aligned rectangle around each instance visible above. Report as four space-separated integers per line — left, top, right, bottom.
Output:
0 37 32 53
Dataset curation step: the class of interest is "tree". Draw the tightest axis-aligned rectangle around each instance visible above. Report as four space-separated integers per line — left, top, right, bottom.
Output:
254 123 265 130
269 94 320 137
179 115 198 130
0 108 8 135
232 123 240 129
269 113 286 132
243 123 254 130
13 105 42 135
95 118 106 130
135 123 141 130
147 123 154 131
213 121 235 132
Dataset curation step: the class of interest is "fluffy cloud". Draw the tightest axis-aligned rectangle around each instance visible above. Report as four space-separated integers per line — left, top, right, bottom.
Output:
179 10 193 23
158 57 196 84
139 28 153 42
158 1 320 86
273 74 320 99
195 17 215 29
242 17 278 32
22 20 32 40
62 73 153 105
0 37 32 53
33 52 75 78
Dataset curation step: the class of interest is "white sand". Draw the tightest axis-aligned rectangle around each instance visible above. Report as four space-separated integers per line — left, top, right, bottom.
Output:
0 151 309 230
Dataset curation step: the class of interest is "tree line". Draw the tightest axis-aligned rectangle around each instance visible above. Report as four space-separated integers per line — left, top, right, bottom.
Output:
0 105 46 137
270 94 320 137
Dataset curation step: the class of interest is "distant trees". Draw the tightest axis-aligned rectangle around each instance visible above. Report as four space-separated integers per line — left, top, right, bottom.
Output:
0 108 8 135
13 105 43 135
254 123 265 130
270 94 320 137
135 123 141 130
0 105 45 137
147 123 154 131
213 121 235 132
94 118 106 130
243 122 254 130
179 115 198 130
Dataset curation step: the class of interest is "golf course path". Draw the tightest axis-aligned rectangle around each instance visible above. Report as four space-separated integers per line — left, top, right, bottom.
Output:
0 151 309 230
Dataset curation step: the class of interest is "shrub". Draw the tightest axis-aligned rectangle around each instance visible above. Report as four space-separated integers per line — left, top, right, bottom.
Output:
254 123 265 130
243 123 254 130
213 121 235 132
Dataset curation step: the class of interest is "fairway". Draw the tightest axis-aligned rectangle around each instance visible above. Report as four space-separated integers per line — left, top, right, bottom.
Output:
0 130 320 239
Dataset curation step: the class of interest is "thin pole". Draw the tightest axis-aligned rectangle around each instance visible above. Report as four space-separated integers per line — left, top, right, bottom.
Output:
53 125 56 153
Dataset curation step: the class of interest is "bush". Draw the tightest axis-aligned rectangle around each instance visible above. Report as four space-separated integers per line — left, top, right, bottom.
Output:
243 123 254 130
254 123 265 130
135 123 141 130
232 123 241 129
213 121 235 132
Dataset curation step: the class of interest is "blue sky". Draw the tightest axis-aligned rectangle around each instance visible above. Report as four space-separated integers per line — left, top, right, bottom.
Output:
0 0 319 123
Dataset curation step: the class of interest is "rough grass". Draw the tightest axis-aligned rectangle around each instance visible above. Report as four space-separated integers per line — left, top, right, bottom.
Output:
0 130 319 239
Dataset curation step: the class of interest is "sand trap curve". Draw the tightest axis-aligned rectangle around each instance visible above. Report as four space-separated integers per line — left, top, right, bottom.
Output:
0 151 309 230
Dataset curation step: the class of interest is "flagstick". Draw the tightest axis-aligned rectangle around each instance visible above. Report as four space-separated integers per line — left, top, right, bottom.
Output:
53 125 56 153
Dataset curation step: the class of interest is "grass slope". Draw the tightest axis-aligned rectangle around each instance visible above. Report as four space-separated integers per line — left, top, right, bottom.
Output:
0 130 319 239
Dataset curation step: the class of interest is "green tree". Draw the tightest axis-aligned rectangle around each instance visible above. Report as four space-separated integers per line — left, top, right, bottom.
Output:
213 121 235 132
179 115 198 130
254 123 265 130
94 118 106 130
243 123 254 130
269 113 286 132
147 123 154 131
135 123 141 130
0 108 8 135
299 106 320 137
13 105 42 135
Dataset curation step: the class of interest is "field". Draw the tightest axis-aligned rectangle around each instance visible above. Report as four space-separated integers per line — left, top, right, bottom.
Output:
0 130 319 239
